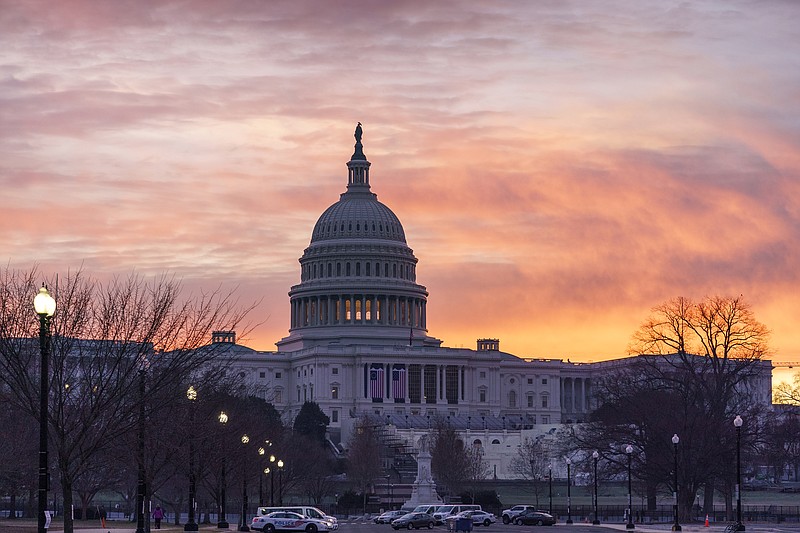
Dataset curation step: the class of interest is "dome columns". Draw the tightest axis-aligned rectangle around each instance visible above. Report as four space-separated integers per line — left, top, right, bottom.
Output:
289 292 427 330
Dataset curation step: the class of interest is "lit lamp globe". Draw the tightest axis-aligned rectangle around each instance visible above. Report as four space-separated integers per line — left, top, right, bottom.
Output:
34 285 56 317
219 411 228 424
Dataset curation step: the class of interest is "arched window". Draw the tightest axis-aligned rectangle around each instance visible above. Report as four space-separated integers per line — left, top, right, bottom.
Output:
508 390 517 408
491 439 500 445
328 263 332 277
366 262 371 276
356 262 361 276
346 263 351 276
337 263 342 276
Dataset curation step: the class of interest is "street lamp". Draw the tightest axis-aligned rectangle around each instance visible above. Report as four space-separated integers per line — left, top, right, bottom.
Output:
34 284 55 533
239 435 251 532
548 466 553 516
386 474 391 510
566 458 573 524
734 416 745 532
269 455 276 506
135 365 147 533
184 386 198 532
258 447 266 506
592 451 600 525
672 434 681 531
218 411 229 529
277 460 285 505
626 445 634 530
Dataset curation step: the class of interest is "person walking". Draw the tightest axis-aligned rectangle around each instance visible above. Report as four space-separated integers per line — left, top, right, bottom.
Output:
153 505 164 529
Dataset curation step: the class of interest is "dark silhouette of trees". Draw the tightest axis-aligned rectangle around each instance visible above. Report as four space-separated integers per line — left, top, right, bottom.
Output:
573 295 771 522
0 267 255 533
293 401 330 444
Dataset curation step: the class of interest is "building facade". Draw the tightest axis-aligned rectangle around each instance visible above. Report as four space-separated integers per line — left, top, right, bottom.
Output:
220 125 773 479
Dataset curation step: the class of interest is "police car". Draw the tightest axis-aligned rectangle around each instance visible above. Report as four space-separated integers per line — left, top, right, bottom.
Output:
251 511 335 533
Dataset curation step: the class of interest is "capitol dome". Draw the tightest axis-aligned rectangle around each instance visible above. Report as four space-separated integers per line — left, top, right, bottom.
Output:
276 124 440 351
311 196 406 244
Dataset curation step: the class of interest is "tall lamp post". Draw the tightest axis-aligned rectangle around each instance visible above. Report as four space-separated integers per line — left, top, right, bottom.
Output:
548 466 553 516
672 434 681 531
239 435 250 532
566 458 573 525
592 451 600 525
34 285 55 533
277 460 284 505
258 447 266 506
386 474 391 510
135 366 147 533
269 456 276 506
626 445 634 530
218 411 229 529
734 416 745 532
185 386 198 532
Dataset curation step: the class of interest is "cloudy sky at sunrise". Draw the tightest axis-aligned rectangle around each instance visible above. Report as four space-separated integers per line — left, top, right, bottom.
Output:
2 0 799 384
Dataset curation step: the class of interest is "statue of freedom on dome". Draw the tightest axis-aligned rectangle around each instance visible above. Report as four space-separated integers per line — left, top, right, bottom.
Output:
354 122 363 143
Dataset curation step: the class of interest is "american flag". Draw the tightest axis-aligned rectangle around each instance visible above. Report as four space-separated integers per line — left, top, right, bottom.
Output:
370 367 384 399
391 366 406 399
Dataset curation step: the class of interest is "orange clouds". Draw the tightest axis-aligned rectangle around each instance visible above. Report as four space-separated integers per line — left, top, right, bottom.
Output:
1 0 799 371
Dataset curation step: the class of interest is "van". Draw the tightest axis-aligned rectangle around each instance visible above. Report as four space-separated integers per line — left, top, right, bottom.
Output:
409 504 438 515
432 504 481 524
256 506 337 528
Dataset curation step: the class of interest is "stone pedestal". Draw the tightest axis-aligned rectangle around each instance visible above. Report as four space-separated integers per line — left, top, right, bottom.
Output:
403 436 442 510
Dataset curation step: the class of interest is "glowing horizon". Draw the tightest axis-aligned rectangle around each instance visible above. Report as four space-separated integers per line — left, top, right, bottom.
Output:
2 1 799 387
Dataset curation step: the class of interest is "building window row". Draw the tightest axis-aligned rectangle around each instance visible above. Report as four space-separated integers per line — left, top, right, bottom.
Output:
314 219 404 240
301 259 416 282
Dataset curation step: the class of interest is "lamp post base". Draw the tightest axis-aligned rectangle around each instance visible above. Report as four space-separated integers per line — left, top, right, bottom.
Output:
626 523 635 530
672 524 682 531
184 523 199 532
592 519 601 525
238 525 251 532
218 521 230 529
735 523 745 532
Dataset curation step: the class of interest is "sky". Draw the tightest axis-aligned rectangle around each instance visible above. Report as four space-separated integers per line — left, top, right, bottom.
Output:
2 0 799 386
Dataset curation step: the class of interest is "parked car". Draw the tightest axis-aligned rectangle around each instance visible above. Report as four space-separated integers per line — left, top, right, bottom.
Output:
391 512 436 530
432 505 481 525
454 510 497 527
501 505 538 524
514 511 556 526
251 511 336 533
375 511 406 524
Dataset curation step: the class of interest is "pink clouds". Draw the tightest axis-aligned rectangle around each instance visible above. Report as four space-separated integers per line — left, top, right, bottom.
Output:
1 0 799 379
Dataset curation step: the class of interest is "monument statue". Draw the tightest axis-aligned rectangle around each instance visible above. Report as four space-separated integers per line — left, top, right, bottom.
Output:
355 122 363 143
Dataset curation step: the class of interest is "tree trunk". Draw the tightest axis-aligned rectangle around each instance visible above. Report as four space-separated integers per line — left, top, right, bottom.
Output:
62 478 75 533
703 480 715 516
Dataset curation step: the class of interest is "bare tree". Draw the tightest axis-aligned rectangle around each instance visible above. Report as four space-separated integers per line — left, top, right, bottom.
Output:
578 295 773 521
429 419 487 502
774 371 800 406
509 436 550 507
345 416 382 512
0 267 255 533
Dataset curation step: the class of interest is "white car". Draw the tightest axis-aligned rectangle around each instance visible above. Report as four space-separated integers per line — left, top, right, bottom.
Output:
501 505 538 524
251 511 335 533
454 510 497 527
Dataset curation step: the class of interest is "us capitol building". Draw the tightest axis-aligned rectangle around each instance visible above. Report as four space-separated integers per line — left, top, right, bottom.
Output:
217 124 773 480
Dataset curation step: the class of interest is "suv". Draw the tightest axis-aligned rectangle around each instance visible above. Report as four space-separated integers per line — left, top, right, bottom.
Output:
501 505 538 524
432 505 481 525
